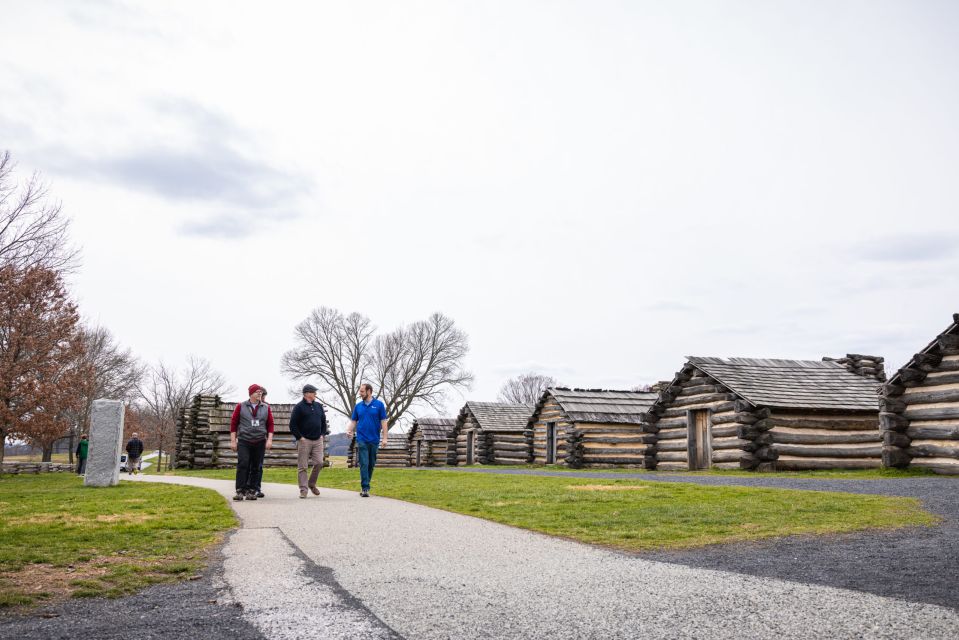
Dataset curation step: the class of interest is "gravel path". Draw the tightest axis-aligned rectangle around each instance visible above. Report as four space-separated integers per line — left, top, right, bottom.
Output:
434 467 959 609
118 475 959 639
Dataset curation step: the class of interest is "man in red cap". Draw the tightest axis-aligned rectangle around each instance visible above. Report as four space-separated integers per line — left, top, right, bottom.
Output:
230 384 274 501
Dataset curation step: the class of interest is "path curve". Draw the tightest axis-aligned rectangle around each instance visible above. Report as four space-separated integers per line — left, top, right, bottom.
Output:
133 474 959 640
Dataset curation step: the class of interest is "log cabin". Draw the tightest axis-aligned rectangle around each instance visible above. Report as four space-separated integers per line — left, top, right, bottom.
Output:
174 394 330 469
644 355 884 471
527 388 658 467
449 402 533 465
408 417 457 467
348 432 411 468
881 313 959 475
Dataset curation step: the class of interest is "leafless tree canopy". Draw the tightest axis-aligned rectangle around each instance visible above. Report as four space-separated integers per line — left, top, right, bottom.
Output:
74 324 145 432
136 357 232 466
0 150 78 272
497 372 560 405
282 308 473 427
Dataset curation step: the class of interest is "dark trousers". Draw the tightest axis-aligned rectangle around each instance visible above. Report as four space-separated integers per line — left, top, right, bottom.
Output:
356 440 379 491
76 458 87 474
236 440 266 492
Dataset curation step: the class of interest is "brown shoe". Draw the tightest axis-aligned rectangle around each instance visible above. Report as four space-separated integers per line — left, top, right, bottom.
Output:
299 490 307 499
309 486 320 496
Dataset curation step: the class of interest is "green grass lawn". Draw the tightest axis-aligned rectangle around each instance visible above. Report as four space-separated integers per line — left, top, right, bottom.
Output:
0 473 236 609
171 467 937 552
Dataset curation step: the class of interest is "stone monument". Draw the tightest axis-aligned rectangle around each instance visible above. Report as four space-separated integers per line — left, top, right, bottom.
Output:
84 399 125 487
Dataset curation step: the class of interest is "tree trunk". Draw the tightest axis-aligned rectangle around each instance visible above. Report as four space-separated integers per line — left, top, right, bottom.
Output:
68 429 75 465
42 446 53 462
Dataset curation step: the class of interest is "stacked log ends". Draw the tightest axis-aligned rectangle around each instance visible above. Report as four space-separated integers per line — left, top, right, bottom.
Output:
822 354 887 382
737 408 776 470
524 429 535 463
565 430 585 468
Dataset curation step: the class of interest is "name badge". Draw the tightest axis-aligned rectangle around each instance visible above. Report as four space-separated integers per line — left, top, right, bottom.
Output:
251 419 261 428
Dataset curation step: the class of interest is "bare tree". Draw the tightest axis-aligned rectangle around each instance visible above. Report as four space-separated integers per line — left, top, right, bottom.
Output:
136 357 231 470
68 325 145 463
371 313 473 426
282 308 473 427
0 150 78 272
497 372 560 405
280 307 373 420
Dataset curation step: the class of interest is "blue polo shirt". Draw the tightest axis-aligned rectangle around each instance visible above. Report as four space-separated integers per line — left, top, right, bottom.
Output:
351 398 388 443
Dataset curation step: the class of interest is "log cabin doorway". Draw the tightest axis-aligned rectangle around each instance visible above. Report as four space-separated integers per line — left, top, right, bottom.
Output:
466 431 475 465
546 422 556 464
687 409 712 470
415 441 422 466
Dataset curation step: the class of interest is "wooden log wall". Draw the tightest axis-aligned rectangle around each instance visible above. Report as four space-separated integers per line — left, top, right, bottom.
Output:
765 410 881 471
347 438 410 467
882 326 959 475
564 423 652 468
410 435 449 467
478 430 531 465
452 413 481 465
530 396 570 464
644 368 751 470
175 395 330 469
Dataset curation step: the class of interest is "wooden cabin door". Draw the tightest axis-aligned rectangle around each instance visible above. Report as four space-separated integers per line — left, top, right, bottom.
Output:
466 431 475 465
687 410 712 470
546 423 556 464
416 441 422 466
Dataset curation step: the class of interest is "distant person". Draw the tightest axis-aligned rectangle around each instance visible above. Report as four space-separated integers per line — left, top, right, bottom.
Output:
290 384 328 499
346 383 388 497
125 433 144 475
75 433 89 475
230 384 274 501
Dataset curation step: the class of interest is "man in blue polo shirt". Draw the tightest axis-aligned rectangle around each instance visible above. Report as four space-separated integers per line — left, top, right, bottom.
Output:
347 383 389 497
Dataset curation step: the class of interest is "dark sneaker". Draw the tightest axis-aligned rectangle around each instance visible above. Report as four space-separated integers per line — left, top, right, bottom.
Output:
309 486 320 496
256 491 265 498
299 490 307 499
360 490 369 498
245 491 257 501
233 492 245 501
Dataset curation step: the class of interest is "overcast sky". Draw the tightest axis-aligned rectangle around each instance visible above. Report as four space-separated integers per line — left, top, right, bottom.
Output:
2 1 958 431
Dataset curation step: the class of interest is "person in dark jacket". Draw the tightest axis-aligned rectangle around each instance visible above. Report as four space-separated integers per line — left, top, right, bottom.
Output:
75 433 89 475
290 384 328 498
230 384 274 501
125 433 144 475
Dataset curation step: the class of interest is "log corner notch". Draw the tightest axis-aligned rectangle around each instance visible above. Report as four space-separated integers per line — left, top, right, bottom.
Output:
565 429 585 468
822 354 887 382
881 312 959 473
735 406 774 470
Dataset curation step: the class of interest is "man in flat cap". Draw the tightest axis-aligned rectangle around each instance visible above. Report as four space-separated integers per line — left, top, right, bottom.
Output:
289 383 328 498
230 384 274 501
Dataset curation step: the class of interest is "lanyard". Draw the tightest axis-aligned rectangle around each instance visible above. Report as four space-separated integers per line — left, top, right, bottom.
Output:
249 403 259 419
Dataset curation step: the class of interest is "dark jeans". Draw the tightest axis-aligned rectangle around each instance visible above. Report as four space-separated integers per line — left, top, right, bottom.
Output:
356 440 379 491
236 440 266 492
76 458 86 475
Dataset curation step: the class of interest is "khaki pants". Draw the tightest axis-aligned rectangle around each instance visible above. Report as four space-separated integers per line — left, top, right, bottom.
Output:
297 437 324 491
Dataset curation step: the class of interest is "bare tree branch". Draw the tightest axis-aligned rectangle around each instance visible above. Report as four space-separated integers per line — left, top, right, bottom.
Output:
282 309 473 428
0 150 79 272
497 372 560 405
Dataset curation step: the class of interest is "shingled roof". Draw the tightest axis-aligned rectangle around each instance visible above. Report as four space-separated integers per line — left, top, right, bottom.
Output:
686 356 881 411
409 417 457 441
531 388 658 425
458 402 533 432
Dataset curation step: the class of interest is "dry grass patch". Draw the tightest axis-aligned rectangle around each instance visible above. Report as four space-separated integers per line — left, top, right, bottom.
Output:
568 484 649 492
